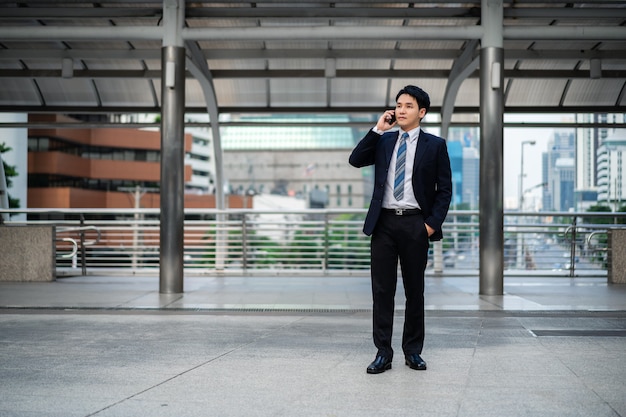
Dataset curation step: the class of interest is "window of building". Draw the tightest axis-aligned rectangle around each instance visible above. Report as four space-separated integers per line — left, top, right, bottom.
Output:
336 184 341 206
348 184 353 207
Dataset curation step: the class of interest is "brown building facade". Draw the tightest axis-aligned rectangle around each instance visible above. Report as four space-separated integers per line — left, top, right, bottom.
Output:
27 115 249 209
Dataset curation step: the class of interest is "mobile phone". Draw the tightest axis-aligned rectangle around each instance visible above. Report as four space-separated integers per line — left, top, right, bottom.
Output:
387 112 396 124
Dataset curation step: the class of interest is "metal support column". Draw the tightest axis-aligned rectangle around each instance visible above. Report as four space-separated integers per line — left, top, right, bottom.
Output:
479 0 504 295
159 0 185 294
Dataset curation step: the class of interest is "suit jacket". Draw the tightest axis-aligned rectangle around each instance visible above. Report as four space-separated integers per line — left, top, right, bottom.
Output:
349 129 452 241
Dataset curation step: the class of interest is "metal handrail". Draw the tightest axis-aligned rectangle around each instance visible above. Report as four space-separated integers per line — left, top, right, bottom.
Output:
1 208 624 277
57 225 102 246
587 230 608 251
56 237 78 259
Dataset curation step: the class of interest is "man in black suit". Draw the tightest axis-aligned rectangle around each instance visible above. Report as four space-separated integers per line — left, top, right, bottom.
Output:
349 85 452 374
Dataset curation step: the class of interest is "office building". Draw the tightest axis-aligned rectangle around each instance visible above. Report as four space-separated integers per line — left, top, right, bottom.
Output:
543 130 576 211
26 114 247 209
220 115 370 209
595 114 626 210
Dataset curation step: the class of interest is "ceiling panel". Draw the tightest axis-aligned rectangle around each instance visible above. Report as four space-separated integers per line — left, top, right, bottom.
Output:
65 41 135 50
0 79 41 106
506 79 569 107
392 79 448 108
330 78 389 107
84 59 146 70
270 79 327 107
184 79 208 107
268 58 325 70
37 78 99 106
394 59 454 70
96 79 156 107
563 79 625 107
331 40 397 50
338 59 391 70
517 60 579 70
214 79 268 108
265 40 330 49
453 78 481 108
207 59 267 71
0 1 623 115
399 40 467 50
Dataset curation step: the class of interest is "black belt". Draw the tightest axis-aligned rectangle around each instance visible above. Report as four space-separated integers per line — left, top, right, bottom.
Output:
382 208 422 216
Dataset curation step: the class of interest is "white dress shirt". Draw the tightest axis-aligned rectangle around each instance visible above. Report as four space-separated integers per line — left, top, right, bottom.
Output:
378 127 422 210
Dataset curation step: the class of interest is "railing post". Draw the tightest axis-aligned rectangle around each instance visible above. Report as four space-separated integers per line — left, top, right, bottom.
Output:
79 214 87 276
569 216 577 277
323 212 329 274
214 212 227 272
242 214 248 271
433 241 443 274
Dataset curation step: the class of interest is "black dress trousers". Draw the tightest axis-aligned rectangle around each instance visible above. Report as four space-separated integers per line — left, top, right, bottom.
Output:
370 210 430 358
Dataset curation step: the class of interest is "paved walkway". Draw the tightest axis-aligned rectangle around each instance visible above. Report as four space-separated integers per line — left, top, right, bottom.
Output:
1 275 625 417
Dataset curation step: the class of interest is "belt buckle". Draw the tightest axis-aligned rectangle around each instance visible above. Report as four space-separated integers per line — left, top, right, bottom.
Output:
394 208 404 216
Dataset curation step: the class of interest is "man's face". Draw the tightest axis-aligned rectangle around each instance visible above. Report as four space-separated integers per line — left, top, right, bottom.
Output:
395 93 426 131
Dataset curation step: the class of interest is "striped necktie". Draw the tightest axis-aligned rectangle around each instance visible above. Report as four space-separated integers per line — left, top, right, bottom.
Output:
393 132 409 201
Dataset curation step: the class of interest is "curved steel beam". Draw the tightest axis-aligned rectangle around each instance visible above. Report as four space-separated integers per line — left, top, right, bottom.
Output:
185 40 228 272
184 44 225 211
441 39 480 139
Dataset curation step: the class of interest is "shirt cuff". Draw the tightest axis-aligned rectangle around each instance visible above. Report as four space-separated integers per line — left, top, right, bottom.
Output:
372 126 384 135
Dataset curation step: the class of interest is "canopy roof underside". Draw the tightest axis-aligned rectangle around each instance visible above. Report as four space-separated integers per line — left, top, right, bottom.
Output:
0 1 625 117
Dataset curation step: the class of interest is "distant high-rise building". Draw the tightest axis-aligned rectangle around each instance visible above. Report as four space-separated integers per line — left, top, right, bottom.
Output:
575 113 602 211
543 130 576 211
461 147 479 209
566 112 625 211
595 113 626 210
448 126 480 210
447 141 463 208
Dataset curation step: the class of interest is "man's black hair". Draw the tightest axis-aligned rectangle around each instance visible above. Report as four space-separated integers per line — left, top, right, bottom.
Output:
396 85 430 114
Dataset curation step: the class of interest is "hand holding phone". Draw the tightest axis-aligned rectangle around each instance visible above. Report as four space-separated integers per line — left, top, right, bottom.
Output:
377 110 396 131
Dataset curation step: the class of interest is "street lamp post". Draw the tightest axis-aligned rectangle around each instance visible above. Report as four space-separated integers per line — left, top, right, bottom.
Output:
517 140 536 269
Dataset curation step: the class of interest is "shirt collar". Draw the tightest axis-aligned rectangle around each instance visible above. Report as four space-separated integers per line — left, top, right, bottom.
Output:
400 126 421 143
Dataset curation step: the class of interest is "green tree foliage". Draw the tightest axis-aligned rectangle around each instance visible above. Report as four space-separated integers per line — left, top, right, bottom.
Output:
618 205 626 224
194 213 373 270
583 204 613 225
197 222 281 268
327 213 370 269
0 142 20 209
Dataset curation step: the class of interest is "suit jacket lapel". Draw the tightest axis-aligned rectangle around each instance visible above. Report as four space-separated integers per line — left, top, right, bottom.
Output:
384 131 400 167
413 130 429 169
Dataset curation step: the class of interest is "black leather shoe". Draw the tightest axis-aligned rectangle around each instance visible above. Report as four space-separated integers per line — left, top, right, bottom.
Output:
405 353 427 370
366 355 392 374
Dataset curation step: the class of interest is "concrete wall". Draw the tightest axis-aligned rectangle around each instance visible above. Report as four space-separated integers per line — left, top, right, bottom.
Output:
0 226 55 282
608 228 626 284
